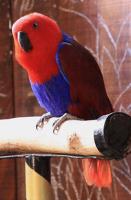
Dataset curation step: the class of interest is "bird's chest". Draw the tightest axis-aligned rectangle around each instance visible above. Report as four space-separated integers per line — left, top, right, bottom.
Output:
30 73 71 116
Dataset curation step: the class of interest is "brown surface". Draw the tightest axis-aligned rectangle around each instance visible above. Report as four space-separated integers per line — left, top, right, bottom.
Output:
0 1 17 199
0 0 131 199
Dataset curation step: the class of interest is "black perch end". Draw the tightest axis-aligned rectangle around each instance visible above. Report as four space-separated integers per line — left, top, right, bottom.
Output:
94 112 131 160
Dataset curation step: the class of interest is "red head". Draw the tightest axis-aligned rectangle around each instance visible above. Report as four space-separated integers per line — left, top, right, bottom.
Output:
12 13 62 83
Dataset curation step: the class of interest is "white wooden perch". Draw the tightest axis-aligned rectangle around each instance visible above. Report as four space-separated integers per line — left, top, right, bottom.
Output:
0 112 130 160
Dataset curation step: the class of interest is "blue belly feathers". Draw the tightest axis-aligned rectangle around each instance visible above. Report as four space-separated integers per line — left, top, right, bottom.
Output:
30 73 71 116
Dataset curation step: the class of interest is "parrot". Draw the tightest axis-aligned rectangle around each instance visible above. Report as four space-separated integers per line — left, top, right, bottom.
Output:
12 12 113 187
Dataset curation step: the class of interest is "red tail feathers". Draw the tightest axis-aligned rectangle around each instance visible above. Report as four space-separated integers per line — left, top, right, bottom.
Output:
82 159 112 187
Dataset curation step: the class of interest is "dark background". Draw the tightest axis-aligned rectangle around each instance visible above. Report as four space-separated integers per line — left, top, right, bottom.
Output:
0 0 131 199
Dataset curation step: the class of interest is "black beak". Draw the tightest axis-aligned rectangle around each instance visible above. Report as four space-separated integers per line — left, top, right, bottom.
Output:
17 31 33 52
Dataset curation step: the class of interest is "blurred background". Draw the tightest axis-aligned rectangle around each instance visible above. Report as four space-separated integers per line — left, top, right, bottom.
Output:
0 0 131 199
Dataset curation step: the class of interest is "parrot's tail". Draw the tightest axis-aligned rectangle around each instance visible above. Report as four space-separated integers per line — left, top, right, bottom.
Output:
82 158 112 187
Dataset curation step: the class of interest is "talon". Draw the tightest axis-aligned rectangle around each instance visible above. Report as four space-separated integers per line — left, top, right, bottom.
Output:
36 112 52 130
52 113 79 134
53 126 60 134
53 124 60 134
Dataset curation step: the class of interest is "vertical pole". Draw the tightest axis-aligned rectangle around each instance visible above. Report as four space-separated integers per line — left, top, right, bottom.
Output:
25 156 54 200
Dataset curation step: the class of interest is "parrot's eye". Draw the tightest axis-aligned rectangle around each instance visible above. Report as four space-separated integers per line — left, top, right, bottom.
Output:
32 22 39 29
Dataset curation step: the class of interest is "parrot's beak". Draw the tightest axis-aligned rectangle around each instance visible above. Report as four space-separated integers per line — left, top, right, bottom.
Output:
17 31 33 52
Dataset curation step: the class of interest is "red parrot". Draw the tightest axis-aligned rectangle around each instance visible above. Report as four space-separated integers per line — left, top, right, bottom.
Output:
12 12 113 187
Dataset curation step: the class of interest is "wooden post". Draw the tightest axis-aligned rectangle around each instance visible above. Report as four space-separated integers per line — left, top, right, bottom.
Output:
25 156 54 200
0 112 130 159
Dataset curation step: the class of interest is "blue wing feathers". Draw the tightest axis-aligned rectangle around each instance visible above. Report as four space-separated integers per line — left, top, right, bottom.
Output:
56 32 74 84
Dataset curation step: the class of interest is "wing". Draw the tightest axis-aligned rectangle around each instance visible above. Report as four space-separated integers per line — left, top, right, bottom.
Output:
57 39 113 119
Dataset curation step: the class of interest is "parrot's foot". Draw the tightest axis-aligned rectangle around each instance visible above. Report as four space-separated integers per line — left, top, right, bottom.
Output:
53 113 79 134
36 112 52 130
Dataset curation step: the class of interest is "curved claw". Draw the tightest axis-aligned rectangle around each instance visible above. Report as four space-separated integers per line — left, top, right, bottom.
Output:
52 113 79 134
36 112 52 130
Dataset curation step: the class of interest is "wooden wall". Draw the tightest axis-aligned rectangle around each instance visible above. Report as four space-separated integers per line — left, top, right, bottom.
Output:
0 0 131 199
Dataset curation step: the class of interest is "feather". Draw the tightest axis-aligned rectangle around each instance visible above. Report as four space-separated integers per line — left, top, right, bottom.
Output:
12 13 113 187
